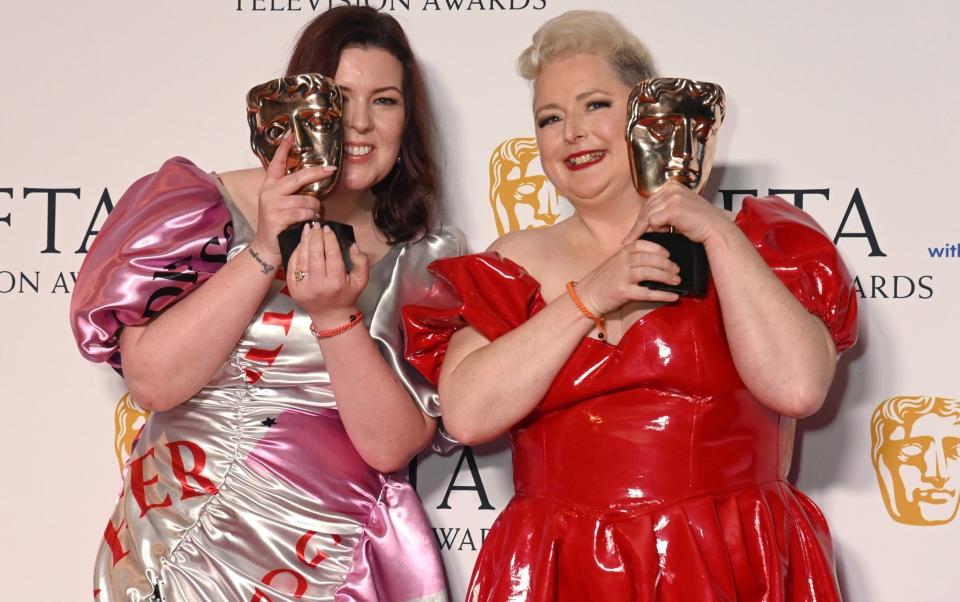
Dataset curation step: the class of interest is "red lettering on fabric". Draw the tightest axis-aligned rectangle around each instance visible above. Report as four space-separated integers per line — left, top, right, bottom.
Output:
296 531 328 568
275 268 290 296
103 518 130 566
166 440 219 500
245 368 262 384
250 568 308 601
129 447 172 517
263 311 294 335
245 345 283 366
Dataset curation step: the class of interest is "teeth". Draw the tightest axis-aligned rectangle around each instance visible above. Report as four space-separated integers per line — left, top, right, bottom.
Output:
345 145 372 156
569 151 604 166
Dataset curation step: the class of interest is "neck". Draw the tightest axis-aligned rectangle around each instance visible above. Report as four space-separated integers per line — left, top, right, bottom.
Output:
320 188 376 226
571 190 645 253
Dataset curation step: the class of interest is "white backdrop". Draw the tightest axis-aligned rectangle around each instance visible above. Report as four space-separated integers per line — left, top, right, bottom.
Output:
1 1 957 600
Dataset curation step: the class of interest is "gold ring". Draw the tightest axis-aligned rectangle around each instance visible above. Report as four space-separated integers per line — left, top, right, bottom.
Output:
294 270 308 281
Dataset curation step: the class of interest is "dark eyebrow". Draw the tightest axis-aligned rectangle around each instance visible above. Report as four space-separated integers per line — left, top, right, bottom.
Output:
339 85 403 95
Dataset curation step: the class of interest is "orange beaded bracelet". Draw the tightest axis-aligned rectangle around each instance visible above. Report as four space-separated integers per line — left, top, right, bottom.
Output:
309 311 365 339
565 281 606 340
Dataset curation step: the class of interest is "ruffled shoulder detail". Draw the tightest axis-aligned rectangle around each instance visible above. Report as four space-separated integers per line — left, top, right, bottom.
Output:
402 252 543 386
69 157 232 369
736 196 858 352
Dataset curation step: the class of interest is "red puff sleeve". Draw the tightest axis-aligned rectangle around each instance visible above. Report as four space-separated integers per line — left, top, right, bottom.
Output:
736 196 858 352
402 253 545 385
69 157 232 370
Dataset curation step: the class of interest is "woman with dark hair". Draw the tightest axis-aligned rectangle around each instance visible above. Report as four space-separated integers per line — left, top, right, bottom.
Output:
70 7 458 601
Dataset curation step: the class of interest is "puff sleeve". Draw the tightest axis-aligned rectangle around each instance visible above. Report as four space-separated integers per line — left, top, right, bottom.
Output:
69 157 232 370
402 252 545 386
736 196 858 352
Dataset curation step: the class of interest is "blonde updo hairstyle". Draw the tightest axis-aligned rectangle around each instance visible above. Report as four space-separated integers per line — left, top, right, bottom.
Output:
517 10 656 85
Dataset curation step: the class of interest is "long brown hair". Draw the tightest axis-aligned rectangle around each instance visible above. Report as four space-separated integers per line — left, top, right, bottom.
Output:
287 7 438 244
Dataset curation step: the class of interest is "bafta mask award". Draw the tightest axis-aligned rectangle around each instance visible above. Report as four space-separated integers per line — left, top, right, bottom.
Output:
247 73 356 270
627 77 726 297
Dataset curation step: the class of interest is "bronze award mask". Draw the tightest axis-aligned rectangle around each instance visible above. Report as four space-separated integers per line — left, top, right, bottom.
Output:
247 73 355 270
626 77 726 297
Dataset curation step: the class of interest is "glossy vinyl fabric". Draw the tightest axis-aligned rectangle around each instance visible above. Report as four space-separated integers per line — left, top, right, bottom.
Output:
70 157 461 602
403 197 858 602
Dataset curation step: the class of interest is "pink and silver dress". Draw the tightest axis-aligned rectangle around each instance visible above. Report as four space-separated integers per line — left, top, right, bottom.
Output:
71 157 459 602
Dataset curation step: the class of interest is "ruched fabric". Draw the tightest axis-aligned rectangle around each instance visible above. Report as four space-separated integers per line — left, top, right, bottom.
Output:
403 197 857 602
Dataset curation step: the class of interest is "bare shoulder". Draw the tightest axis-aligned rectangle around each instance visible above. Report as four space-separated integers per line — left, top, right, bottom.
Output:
216 167 263 221
486 226 558 270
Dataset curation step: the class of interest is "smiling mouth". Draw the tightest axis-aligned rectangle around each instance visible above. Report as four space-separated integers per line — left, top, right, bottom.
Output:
345 144 374 158
564 151 606 170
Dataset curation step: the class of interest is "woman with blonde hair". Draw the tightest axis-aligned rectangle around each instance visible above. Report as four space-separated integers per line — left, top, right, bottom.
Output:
404 10 856 601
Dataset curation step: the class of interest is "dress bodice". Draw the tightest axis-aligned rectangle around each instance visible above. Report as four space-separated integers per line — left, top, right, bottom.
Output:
404 196 858 511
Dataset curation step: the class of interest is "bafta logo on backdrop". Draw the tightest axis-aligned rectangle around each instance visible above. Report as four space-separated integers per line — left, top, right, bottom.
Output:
488 137 572 235
871 395 960 526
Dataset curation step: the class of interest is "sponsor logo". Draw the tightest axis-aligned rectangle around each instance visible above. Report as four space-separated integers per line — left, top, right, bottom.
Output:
871 396 960 525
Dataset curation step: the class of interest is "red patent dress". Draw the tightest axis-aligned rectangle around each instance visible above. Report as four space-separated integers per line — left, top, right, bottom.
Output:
403 198 858 602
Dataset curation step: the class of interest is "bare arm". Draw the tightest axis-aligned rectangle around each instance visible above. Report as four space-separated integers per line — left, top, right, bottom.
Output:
633 181 837 418
287 225 436 473
437 238 680 445
121 134 328 411
705 219 837 418
120 246 281 411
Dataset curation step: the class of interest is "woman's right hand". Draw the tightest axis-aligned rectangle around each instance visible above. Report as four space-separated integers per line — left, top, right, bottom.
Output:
250 132 337 259
575 239 682 315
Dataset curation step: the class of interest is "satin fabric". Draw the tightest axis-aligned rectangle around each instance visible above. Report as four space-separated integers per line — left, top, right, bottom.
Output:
71 157 460 601
403 197 858 602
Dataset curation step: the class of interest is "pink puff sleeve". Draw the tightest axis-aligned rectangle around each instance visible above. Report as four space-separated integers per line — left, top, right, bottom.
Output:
402 252 545 385
736 196 859 353
69 157 233 370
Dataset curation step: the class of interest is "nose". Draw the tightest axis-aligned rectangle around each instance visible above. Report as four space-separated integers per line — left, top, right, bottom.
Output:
563 114 586 144
345 99 373 134
921 443 950 488
289 118 308 153
670 117 694 161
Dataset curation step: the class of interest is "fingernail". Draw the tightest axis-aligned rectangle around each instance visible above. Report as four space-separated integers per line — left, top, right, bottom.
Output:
323 225 332 233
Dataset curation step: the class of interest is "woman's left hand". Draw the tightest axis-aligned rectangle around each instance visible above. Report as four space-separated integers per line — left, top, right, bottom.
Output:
287 223 370 327
622 180 732 245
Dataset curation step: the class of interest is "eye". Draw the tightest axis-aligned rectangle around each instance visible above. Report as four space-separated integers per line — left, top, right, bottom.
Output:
646 119 674 141
586 100 612 112
945 438 960 461
265 122 287 142
693 121 714 142
306 112 335 133
374 96 400 106
537 114 560 129
898 443 925 460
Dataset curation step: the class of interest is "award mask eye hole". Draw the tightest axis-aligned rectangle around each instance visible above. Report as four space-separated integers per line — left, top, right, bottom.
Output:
694 123 714 143
646 119 674 141
306 111 336 133
265 123 287 143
